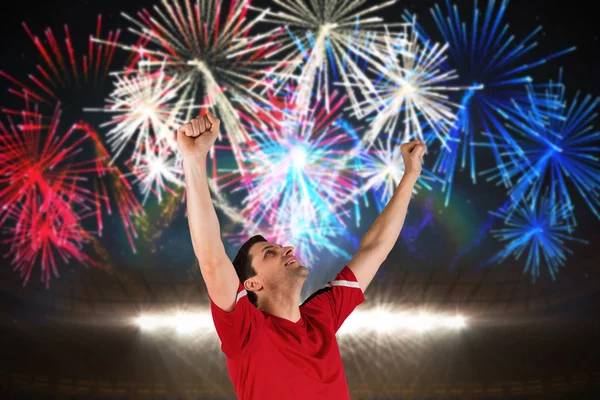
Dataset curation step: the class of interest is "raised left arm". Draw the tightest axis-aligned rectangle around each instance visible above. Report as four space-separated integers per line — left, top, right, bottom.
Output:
347 140 426 293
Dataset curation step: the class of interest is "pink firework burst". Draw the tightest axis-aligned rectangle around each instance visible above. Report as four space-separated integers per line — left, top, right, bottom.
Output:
2 177 96 288
216 88 363 264
0 13 149 252
0 105 105 224
0 105 108 286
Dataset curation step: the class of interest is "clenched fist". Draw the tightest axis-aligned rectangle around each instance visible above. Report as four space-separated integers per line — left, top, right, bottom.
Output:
401 139 427 177
176 112 220 158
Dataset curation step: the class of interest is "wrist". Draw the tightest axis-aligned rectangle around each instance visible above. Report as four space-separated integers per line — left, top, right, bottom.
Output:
182 153 208 164
403 170 420 181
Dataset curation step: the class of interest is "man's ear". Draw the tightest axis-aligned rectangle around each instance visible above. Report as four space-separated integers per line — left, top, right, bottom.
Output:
244 278 263 293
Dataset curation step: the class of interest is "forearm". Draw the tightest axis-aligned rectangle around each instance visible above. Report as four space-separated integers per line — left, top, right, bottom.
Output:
359 172 419 253
182 155 227 265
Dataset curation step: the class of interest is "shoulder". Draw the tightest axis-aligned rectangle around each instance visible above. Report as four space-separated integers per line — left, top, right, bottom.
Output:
301 285 333 308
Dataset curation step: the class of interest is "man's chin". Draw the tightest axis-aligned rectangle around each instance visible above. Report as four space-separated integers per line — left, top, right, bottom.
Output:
297 264 309 276
288 263 309 276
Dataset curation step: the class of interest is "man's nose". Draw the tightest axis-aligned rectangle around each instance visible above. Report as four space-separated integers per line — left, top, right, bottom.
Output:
283 245 294 255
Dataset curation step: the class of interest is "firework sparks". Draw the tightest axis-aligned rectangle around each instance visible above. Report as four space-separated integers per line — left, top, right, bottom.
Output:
2 182 96 288
408 0 575 202
350 18 473 148
251 0 409 116
353 138 442 212
129 143 184 204
0 106 103 287
0 15 126 107
479 72 600 231
0 105 104 225
485 194 588 282
93 0 292 160
0 16 146 254
85 60 199 165
215 90 360 264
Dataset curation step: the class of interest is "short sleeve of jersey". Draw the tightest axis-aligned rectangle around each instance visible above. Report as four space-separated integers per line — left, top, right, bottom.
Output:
209 282 264 359
302 266 366 333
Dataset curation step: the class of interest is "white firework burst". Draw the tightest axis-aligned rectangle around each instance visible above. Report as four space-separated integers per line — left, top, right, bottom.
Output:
86 60 198 165
355 139 440 210
250 0 411 117
93 0 293 152
130 144 184 204
353 17 477 146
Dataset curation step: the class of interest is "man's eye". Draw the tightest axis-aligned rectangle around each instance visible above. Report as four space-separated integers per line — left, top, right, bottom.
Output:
266 250 273 256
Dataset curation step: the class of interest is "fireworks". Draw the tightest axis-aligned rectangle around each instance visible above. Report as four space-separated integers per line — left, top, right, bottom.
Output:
410 0 575 202
0 15 145 255
94 0 291 158
216 90 360 264
486 194 588 281
0 0 595 288
479 72 600 231
352 18 472 147
353 138 441 212
0 15 124 107
2 183 96 288
0 106 103 287
252 0 408 116
129 143 184 204
85 60 198 165
0 106 104 224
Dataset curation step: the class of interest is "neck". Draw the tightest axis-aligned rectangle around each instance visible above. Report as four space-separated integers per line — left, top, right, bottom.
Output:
258 282 303 323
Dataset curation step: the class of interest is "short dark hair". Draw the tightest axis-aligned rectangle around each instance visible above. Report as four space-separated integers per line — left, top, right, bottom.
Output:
232 235 267 308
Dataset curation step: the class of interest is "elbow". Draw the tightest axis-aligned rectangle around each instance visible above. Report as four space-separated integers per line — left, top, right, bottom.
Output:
359 238 390 254
193 243 228 268
196 253 230 271
358 243 390 264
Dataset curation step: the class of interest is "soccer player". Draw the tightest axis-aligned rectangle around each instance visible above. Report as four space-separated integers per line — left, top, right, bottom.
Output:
177 112 426 399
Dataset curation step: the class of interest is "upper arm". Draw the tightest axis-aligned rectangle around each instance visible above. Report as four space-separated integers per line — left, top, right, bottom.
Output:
346 245 387 293
205 257 264 359
200 255 240 312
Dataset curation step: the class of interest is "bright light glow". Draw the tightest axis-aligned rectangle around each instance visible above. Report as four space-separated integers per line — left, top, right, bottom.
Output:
137 316 159 331
135 310 468 335
338 310 468 335
291 147 308 169
172 312 211 334
135 312 214 335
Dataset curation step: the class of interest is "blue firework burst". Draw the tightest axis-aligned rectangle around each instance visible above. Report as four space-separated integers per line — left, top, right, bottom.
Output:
485 193 588 282
406 0 575 204
480 70 600 231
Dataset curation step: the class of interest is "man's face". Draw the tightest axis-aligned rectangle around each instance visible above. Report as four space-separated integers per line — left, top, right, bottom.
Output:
246 241 309 292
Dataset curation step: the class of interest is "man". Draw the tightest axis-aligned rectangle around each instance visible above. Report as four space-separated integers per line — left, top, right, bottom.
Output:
177 112 426 399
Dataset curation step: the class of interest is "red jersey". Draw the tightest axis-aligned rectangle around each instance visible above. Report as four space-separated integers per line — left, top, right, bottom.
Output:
209 266 365 400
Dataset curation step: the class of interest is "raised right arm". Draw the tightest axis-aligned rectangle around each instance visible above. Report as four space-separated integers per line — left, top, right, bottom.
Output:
178 113 239 312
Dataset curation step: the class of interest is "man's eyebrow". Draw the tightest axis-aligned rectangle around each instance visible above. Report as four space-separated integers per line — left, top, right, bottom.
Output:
261 245 274 254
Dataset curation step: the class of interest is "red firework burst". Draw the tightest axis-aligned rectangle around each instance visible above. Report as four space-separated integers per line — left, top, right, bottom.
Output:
2 177 96 288
0 105 105 224
0 15 132 106
0 104 108 286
